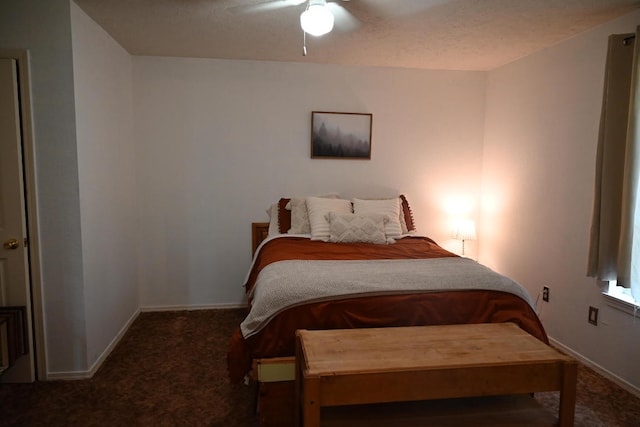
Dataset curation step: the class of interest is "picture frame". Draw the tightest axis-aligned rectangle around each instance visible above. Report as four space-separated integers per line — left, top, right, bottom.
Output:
311 111 373 159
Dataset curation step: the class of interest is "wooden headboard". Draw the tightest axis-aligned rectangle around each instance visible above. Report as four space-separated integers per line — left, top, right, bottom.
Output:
252 222 270 255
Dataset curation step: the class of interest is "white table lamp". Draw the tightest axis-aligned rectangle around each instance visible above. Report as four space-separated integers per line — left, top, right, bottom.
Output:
452 219 476 256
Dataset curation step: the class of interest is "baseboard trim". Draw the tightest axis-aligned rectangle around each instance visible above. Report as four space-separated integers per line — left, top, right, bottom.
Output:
548 336 640 399
46 308 140 381
46 370 92 380
44 305 245 380
139 303 246 312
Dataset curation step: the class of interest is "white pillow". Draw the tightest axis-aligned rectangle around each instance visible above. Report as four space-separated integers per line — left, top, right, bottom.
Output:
306 197 353 241
328 212 388 244
352 198 402 238
287 198 311 234
286 194 340 234
266 203 280 236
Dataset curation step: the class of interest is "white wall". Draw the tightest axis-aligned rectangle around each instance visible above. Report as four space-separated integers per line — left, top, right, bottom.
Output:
133 57 487 307
70 3 138 371
7 0 640 389
0 0 87 374
482 10 640 390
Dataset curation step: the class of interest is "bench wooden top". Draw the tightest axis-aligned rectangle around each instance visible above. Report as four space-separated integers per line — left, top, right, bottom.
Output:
297 323 569 377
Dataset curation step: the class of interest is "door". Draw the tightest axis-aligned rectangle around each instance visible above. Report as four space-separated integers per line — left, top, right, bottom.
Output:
0 58 35 382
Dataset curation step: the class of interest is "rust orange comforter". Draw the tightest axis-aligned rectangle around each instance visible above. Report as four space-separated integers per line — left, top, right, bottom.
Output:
227 236 547 382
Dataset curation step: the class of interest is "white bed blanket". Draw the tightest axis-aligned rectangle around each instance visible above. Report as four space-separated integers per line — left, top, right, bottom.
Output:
240 257 534 338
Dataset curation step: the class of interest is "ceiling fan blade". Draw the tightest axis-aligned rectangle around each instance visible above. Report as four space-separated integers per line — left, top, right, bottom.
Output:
327 2 361 32
354 0 448 18
227 0 306 15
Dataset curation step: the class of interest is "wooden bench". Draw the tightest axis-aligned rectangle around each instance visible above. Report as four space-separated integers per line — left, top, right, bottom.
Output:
295 323 576 426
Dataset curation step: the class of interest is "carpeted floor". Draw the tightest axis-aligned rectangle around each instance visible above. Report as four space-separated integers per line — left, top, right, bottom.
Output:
0 310 255 427
1 309 639 426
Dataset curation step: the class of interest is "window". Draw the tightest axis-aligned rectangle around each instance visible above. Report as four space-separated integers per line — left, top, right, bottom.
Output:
588 30 640 312
606 281 636 304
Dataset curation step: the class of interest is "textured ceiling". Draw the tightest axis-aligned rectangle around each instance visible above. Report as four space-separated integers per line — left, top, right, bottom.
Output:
74 0 640 71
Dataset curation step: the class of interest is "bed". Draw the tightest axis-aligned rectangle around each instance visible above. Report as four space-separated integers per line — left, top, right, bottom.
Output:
227 195 547 384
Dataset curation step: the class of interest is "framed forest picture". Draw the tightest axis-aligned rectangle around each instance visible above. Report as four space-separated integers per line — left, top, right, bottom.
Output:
310 111 373 159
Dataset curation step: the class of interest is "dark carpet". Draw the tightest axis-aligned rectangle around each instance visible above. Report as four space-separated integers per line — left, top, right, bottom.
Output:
0 309 639 426
0 310 254 427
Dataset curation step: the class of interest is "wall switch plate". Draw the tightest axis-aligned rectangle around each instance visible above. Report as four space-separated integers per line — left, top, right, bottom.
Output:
588 306 599 325
542 286 549 302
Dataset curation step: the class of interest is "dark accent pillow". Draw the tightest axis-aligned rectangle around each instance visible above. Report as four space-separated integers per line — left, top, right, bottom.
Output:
278 198 291 234
400 194 416 232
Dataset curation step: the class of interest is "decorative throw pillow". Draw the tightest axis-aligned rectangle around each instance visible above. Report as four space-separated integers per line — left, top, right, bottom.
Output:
284 194 340 234
287 198 311 234
327 212 388 244
352 198 403 238
277 198 291 234
399 194 416 233
266 203 280 236
306 197 353 241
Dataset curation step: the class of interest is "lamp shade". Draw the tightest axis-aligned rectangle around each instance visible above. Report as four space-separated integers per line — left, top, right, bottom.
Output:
300 0 334 36
452 219 476 241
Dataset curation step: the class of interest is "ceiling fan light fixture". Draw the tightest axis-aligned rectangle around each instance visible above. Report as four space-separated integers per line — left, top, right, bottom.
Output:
300 0 334 37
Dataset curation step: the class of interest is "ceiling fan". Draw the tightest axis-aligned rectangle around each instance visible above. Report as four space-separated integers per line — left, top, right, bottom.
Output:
299 0 356 55
227 0 436 56
228 0 359 35
300 0 338 37
227 0 435 27
227 0 359 56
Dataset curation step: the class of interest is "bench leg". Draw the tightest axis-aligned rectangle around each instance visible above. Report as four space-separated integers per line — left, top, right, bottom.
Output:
558 361 577 427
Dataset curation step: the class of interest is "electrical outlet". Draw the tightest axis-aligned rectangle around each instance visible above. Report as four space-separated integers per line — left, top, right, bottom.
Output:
542 286 549 302
588 306 599 326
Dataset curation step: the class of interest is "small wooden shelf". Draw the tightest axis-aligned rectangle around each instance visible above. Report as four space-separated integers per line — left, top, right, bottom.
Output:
322 395 557 427
255 383 558 427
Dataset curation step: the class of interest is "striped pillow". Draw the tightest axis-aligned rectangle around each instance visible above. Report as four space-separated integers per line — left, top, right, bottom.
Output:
306 197 353 241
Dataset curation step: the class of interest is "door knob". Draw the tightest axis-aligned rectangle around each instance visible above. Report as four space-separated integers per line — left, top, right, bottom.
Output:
3 239 19 250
